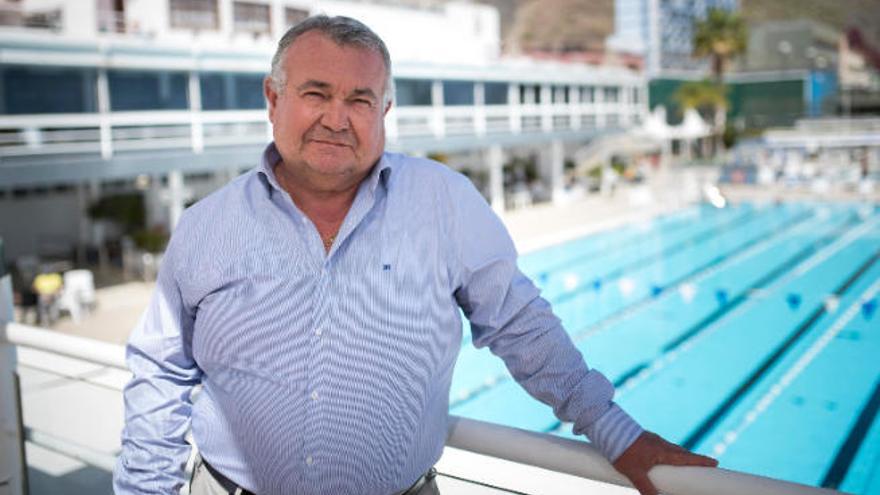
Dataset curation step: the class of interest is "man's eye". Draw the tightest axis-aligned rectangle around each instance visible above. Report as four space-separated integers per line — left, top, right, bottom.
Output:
303 92 325 99
353 99 373 108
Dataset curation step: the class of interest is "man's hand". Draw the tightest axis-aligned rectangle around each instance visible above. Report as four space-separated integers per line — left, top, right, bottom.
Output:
612 431 718 495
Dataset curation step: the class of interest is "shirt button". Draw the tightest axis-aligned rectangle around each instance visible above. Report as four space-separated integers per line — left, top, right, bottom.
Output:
306 456 313 466
315 328 323 336
311 391 319 401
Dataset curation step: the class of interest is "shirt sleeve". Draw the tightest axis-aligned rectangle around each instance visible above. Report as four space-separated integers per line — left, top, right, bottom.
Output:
448 175 643 462
113 226 202 494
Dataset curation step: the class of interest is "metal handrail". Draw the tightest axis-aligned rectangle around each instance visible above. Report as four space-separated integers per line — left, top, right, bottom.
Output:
1 322 847 495
447 416 844 495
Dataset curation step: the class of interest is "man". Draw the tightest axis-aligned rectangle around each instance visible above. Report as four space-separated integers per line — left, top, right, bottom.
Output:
114 15 716 495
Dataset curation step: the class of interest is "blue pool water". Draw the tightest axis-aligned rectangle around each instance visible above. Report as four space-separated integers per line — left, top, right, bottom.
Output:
449 201 880 494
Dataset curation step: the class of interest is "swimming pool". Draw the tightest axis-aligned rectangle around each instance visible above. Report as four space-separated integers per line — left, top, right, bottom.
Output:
448 201 880 494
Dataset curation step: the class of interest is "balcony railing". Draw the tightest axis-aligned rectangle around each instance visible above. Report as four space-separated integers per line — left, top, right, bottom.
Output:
0 103 642 160
0 294 846 495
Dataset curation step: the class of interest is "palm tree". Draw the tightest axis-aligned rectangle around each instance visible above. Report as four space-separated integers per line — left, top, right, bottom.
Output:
692 8 747 151
673 80 727 118
674 80 728 156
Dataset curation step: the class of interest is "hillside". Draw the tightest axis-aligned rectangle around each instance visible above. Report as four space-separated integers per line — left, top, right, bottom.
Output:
741 0 880 48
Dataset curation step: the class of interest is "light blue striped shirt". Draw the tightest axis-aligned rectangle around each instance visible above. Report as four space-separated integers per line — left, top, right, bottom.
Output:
114 143 643 495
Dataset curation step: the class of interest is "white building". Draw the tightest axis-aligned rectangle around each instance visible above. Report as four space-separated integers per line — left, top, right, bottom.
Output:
0 0 647 261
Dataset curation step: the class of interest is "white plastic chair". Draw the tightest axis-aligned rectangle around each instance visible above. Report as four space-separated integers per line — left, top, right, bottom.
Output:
58 270 96 324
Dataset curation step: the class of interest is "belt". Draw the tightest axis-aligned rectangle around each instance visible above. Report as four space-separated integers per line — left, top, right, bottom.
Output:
202 458 436 495
202 458 256 495
397 467 437 495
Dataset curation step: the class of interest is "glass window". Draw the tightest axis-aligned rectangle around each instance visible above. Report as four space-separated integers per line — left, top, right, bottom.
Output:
580 86 595 103
394 78 432 106
519 84 542 104
1 66 97 114
109 70 188 111
443 80 474 106
233 74 264 109
200 73 225 110
603 86 620 103
285 7 309 27
484 82 508 105
553 86 569 104
170 0 219 30
200 73 264 110
233 1 270 35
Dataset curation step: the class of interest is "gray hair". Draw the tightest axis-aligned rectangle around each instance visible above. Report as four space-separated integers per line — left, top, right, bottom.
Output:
270 15 395 106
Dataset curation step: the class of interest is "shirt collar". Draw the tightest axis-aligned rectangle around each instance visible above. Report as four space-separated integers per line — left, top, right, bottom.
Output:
256 142 393 197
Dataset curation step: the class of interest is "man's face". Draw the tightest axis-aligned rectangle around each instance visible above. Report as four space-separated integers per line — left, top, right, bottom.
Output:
265 31 391 191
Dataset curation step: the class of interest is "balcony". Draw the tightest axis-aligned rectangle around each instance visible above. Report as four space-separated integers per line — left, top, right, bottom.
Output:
0 290 847 495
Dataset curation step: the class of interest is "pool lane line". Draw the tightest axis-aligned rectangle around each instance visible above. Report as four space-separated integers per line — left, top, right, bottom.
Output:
822 377 880 489
681 245 880 451
612 213 880 401
451 210 817 409
567 208 817 342
546 211 871 437
608 213 861 390
532 204 727 277
546 206 764 304
698 275 880 471
659 215 862 355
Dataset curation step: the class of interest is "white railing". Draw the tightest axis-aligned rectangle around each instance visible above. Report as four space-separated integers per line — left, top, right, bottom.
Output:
0 104 643 159
0 318 846 495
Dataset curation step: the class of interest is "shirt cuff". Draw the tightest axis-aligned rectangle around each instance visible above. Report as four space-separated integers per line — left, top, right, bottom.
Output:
581 403 644 462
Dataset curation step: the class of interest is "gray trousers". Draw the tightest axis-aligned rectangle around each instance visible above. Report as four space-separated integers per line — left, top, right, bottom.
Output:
190 454 440 495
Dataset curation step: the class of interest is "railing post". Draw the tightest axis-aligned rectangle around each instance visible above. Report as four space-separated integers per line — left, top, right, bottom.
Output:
97 68 113 159
189 71 204 153
0 239 27 495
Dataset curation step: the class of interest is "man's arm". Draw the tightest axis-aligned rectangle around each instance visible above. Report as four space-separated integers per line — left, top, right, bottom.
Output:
113 232 202 494
447 174 716 494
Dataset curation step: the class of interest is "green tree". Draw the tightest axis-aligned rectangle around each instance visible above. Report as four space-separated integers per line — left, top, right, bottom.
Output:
673 80 728 119
692 8 747 150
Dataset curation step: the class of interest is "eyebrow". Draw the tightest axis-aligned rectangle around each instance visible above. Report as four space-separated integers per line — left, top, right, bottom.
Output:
296 80 378 101
296 80 332 92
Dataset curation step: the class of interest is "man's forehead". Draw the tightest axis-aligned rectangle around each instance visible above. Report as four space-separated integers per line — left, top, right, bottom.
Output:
285 31 383 65
284 31 386 88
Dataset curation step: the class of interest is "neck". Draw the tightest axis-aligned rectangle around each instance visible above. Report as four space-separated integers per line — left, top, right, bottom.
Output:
274 163 365 241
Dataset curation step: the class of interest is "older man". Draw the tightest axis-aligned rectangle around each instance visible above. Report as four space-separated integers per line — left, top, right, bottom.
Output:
113 15 716 495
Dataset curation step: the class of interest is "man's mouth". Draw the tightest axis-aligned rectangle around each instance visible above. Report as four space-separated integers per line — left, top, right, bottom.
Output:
310 139 351 148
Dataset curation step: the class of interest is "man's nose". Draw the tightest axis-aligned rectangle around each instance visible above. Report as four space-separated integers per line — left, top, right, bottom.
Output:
319 99 350 132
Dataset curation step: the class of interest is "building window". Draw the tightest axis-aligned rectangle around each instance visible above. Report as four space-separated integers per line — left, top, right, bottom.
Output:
443 81 474 106
552 86 569 104
233 2 270 36
200 73 264 110
285 7 309 27
519 84 542 105
580 86 595 103
1 66 97 114
394 78 432 106
484 82 508 105
169 0 219 31
631 87 640 104
108 71 188 111
603 86 620 103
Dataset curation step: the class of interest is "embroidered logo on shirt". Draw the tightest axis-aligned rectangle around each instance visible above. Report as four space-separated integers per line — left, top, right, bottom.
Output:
383 264 392 271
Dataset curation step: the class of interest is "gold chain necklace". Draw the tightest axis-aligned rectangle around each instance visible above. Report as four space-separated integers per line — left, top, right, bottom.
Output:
322 234 336 250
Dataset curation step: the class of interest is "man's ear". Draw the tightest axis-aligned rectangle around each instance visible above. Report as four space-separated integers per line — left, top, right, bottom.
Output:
383 99 392 117
264 76 278 122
